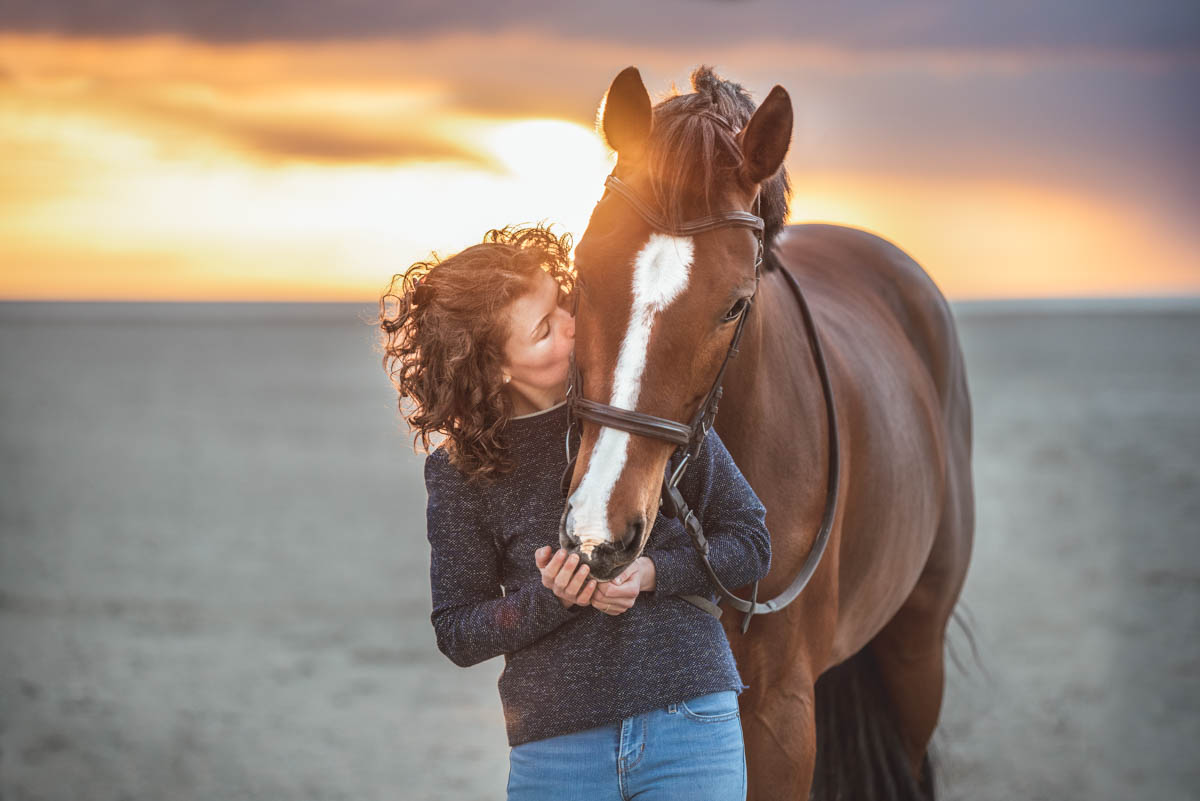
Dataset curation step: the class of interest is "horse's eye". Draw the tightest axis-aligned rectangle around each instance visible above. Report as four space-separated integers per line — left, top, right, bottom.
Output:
722 298 750 323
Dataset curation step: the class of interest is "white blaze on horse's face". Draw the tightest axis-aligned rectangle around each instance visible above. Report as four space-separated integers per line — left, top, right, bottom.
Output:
568 234 694 555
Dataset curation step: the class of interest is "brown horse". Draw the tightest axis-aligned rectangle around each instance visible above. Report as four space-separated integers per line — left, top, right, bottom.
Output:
559 66 974 800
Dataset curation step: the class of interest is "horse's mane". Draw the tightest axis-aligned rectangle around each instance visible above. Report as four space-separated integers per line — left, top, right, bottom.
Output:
646 65 792 272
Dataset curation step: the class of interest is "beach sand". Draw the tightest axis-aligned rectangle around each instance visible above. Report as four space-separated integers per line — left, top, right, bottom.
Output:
1 299 1197 800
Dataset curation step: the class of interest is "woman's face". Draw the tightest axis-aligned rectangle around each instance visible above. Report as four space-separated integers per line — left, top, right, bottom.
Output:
500 269 575 395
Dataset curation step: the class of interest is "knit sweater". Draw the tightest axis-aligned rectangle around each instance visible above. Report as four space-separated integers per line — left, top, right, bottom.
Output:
423 400 771 746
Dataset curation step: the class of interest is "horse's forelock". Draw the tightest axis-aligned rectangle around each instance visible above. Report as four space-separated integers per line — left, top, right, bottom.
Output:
645 65 792 271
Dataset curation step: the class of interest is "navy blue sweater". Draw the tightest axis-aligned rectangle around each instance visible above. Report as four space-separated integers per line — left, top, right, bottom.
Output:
423 400 770 746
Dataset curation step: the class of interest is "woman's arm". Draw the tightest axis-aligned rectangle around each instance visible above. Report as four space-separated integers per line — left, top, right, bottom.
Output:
425 451 584 667
641 429 772 599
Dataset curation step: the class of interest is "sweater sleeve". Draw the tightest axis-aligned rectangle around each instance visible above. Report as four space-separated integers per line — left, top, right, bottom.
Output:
642 429 772 599
424 450 584 668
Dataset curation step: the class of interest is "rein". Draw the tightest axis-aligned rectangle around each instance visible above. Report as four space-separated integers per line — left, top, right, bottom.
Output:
563 173 841 634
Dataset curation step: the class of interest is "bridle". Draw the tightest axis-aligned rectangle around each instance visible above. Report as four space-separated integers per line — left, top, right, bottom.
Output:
561 170 842 634
562 173 764 492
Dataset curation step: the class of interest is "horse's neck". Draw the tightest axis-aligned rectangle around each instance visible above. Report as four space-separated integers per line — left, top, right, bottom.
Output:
715 268 833 564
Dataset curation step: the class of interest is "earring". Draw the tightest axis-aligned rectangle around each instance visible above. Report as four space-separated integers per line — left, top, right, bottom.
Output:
503 375 511 384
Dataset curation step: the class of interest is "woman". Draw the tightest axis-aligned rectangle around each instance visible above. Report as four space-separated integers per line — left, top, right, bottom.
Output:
379 225 770 800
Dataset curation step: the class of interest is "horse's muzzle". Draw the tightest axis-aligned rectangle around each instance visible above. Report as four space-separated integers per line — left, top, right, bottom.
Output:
559 503 645 582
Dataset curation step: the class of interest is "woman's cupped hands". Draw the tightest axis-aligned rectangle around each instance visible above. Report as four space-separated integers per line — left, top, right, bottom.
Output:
535 546 649 616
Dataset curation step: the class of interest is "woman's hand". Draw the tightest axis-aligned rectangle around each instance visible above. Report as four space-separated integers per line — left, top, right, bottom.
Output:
536 547 599 608
590 556 656 616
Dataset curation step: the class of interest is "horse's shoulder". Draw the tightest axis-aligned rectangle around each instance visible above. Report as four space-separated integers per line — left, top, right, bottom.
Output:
773 222 965 431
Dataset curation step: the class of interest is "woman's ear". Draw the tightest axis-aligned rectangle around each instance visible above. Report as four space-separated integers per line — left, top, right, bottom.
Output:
599 66 651 161
738 85 793 185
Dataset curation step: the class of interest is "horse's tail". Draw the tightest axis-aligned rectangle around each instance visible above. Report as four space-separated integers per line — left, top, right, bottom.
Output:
810 646 936 801
809 600 985 800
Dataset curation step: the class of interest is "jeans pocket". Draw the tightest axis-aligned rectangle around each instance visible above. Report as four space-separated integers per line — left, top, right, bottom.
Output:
679 690 740 723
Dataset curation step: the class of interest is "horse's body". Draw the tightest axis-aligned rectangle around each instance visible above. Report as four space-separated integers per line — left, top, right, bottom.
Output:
561 67 974 799
716 223 974 798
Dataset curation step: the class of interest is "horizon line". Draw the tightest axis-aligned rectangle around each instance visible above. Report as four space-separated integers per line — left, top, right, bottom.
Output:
3 293 1199 312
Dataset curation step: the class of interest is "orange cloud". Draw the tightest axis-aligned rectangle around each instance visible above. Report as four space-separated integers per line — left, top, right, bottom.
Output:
790 171 1200 299
1 47 495 166
0 33 1195 301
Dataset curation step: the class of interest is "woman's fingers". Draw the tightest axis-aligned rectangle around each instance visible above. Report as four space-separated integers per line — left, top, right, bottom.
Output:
613 596 636 613
536 549 628 611
597 597 632 615
590 567 640 614
563 561 591 598
540 548 568 588
550 548 567 571
612 562 636 586
595 579 638 604
553 553 582 592
576 579 599 606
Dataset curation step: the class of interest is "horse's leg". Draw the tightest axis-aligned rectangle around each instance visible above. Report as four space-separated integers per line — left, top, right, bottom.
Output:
868 599 949 788
740 664 817 801
734 607 825 801
868 487 972 790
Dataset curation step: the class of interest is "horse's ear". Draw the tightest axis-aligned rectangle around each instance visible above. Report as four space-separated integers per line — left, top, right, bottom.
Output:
600 66 651 160
739 85 792 185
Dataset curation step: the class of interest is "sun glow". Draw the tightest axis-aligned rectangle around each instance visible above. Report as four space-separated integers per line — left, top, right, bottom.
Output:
472 117 617 237
0 34 1194 301
789 172 1200 300
0 86 615 300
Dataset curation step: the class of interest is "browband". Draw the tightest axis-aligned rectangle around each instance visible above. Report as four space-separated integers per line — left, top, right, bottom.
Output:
604 176 764 238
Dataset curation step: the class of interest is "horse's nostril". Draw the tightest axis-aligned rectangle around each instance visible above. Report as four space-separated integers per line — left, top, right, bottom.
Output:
560 504 582 551
619 519 643 551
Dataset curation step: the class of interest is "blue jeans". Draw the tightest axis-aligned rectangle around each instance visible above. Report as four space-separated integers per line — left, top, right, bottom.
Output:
506 690 746 801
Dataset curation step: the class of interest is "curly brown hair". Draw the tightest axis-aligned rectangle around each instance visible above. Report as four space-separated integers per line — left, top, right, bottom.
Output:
379 224 575 484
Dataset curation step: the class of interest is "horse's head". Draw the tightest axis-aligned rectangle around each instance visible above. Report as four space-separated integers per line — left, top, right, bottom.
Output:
559 66 792 582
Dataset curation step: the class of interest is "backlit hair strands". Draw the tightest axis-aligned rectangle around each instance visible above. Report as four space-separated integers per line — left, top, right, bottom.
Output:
378 224 575 484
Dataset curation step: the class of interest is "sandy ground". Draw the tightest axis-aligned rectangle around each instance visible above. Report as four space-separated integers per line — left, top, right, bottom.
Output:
0 299 1197 800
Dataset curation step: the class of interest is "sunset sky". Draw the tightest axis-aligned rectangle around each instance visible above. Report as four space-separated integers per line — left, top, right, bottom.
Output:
1 2 1197 301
